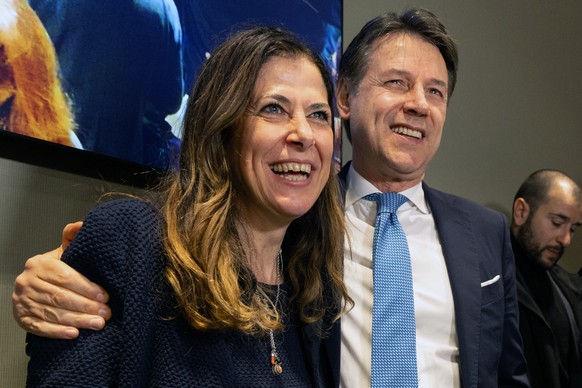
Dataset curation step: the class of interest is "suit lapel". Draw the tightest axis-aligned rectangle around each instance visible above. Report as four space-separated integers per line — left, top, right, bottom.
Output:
424 183 481 388
515 271 552 329
301 321 321 386
550 266 582 327
337 162 350 201
302 318 342 388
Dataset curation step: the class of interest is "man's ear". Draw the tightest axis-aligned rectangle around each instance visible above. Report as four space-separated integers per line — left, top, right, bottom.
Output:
513 197 530 227
336 78 351 120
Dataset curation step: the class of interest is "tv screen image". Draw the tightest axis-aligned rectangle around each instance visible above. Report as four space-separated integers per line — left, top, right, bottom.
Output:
0 0 342 186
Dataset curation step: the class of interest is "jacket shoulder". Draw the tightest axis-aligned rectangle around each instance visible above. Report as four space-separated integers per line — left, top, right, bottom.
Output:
423 183 505 220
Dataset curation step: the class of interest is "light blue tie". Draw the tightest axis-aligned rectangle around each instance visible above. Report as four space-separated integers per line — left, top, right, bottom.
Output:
366 192 418 388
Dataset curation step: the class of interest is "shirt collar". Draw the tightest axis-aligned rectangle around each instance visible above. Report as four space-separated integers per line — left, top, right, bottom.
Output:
345 164 430 214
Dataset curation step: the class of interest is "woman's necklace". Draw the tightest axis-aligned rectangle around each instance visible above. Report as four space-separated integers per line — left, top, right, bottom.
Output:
268 250 283 375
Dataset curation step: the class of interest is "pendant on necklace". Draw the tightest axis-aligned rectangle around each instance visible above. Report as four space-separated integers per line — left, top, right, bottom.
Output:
266 250 284 376
271 351 283 375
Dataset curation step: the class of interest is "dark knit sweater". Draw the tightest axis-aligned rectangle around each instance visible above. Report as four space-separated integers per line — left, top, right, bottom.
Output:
26 198 328 387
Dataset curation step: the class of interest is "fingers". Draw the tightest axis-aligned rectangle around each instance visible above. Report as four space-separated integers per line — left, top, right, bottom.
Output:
12 253 111 337
18 315 79 339
15 267 111 317
16 313 106 340
27 251 109 303
61 222 82 251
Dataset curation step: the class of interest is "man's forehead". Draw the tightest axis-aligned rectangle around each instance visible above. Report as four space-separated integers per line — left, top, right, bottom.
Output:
368 32 448 78
370 32 442 58
540 196 582 223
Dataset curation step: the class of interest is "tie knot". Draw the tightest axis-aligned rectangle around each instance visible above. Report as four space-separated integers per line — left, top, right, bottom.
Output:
364 192 408 214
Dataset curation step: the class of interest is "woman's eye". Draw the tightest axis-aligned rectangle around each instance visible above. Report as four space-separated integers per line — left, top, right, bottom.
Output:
310 111 330 122
262 103 283 115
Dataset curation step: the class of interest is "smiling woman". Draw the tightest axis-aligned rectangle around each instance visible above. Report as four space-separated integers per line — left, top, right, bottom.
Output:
233 56 335 226
23 26 351 387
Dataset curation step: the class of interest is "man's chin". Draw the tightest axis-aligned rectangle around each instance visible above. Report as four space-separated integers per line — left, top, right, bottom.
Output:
537 253 560 270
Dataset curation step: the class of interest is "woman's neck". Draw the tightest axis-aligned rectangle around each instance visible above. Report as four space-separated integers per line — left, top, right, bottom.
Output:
238 222 287 285
252 248 282 285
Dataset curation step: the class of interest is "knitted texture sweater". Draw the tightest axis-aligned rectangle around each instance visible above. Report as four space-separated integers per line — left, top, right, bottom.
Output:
26 198 323 387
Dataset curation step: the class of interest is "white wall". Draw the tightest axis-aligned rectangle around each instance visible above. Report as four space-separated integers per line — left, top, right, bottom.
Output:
0 159 141 385
2 0 582 385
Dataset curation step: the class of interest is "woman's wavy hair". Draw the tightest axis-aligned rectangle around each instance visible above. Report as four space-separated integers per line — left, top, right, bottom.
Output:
161 26 351 334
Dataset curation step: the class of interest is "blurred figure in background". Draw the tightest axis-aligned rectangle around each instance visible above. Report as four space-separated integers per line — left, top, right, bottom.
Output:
29 0 183 169
511 169 582 388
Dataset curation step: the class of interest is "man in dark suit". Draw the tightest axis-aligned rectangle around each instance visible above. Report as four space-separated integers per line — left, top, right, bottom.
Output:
510 169 582 388
13 8 530 388
334 9 529 387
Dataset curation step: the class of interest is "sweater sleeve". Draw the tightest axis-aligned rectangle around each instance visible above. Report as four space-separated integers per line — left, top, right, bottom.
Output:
26 198 167 388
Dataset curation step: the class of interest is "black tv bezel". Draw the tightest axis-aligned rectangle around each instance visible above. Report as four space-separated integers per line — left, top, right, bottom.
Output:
0 130 164 188
1 1 344 189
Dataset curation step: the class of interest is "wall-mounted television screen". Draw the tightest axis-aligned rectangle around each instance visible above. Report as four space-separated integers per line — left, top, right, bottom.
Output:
0 0 342 187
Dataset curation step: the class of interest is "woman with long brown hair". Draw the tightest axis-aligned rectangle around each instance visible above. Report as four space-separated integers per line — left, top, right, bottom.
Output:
24 26 350 387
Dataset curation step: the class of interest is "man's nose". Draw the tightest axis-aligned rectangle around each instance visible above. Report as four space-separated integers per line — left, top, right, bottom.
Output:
557 229 573 247
403 85 429 117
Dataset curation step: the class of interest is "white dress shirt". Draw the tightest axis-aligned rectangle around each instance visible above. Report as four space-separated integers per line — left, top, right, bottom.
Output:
340 166 460 388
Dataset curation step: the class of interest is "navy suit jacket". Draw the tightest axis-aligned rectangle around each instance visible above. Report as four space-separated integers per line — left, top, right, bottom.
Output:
322 163 530 387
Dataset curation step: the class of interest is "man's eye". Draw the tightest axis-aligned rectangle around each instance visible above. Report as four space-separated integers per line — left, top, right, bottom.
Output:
386 79 404 86
385 79 409 92
428 88 444 98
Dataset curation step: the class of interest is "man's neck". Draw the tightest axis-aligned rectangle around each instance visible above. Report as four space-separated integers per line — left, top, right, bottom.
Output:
352 163 424 193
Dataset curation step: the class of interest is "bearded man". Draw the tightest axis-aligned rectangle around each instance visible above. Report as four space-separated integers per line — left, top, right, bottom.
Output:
511 169 582 388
